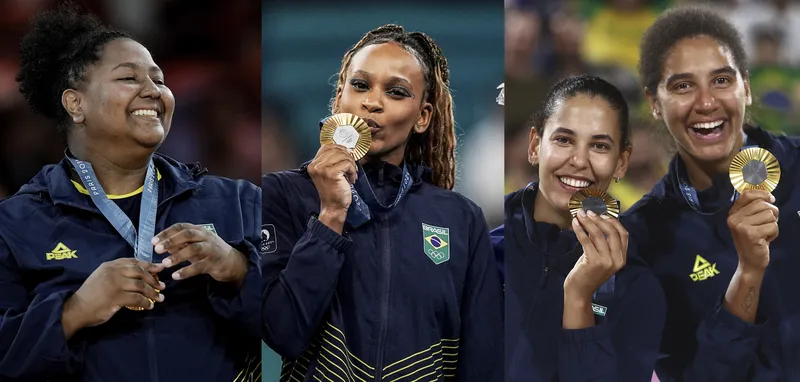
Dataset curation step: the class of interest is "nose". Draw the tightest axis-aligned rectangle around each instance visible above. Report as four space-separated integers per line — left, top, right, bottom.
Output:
694 85 718 115
140 77 162 99
568 147 589 169
361 91 383 113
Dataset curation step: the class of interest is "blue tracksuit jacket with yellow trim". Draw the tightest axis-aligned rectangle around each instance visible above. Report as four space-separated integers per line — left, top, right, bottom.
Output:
0 153 261 382
261 160 503 381
494 184 666 382
621 126 800 381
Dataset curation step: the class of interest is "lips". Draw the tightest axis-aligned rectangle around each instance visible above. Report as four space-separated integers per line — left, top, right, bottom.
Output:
363 117 381 134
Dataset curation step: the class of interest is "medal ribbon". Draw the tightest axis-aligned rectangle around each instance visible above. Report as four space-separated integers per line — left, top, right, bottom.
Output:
67 156 159 263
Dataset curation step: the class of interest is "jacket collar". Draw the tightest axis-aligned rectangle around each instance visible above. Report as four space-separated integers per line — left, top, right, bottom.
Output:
16 152 203 213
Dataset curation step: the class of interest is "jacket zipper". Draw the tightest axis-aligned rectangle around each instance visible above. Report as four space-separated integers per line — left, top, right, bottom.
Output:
374 214 392 381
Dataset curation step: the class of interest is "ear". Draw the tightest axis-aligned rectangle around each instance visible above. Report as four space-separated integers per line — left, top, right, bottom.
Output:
743 70 752 106
645 88 662 121
414 101 433 134
332 85 343 113
614 145 633 181
528 127 541 166
62 89 84 124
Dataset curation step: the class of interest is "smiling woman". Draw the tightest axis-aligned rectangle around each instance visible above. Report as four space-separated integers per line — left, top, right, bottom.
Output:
0 2 262 381
621 6 800 381
261 24 503 382
493 74 666 381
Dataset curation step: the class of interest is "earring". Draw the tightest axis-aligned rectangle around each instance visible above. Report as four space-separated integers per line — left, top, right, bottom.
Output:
614 177 620 183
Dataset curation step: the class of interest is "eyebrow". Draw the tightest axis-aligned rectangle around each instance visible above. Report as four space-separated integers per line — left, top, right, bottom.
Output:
552 127 616 143
354 69 414 90
665 66 737 85
112 62 163 74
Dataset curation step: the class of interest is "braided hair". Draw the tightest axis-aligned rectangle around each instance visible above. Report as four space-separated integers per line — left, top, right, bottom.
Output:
16 1 131 133
331 24 456 190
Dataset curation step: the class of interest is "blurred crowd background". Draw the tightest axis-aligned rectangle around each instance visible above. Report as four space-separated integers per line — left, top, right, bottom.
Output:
0 0 261 201
505 0 800 216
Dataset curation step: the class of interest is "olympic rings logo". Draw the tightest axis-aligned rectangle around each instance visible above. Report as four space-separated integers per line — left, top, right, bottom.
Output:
427 248 446 260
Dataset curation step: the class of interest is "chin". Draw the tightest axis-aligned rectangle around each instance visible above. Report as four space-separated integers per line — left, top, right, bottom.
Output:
135 131 166 150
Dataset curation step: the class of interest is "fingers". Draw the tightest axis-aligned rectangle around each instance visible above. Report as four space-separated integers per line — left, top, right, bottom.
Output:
121 261 166 290
572 216 595 253
734 197 779 220
756 222 779 243
120 292 156 311
153 224 207 257
329 156 358 184
576 212 611 257
601 215 629 268
162 242 208 278
730 190 774 215
121 278 164 303
170 261 207 281
313 146 358 184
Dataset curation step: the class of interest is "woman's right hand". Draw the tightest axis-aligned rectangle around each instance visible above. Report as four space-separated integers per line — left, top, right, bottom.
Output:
308 144 358 215
62 258 165 337
565 210 628 301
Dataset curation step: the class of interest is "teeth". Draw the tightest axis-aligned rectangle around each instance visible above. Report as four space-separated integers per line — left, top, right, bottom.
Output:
131 109 158 117
559 177 591 188
691 120 723 129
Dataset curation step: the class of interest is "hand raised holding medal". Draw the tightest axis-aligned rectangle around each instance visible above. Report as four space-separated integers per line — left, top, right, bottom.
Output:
727 147 781 271
564 188 627 301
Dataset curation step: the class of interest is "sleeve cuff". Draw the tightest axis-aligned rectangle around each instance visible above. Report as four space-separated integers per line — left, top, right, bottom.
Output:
40 290 86 363
306 217 353 252
560 322 612 344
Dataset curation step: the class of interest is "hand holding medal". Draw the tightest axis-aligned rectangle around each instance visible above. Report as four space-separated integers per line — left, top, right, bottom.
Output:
564 188 627 301
727 147 781 271
64 258 166 333
152 223 249 286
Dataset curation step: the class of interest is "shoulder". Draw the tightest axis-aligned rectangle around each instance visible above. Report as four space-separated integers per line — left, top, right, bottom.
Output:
196 174 259 202
261 169 311 197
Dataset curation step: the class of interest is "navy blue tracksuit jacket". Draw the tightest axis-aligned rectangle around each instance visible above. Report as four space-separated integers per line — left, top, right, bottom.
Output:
495 184 666 382
0 154 262 382
261 161 503 381
621 126 800 381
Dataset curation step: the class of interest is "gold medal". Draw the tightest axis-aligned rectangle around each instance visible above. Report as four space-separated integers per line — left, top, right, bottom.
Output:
729 147 780 193
568 188 620 219
125 273 160 311
319 113 372 161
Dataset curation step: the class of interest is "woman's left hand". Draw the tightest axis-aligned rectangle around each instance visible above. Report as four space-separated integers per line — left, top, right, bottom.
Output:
152 223 248 286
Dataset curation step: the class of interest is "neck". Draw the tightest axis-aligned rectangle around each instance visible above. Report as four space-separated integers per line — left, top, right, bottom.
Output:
361 147 405 167
68 139 153 196
533 189 573 230
679 132 744 191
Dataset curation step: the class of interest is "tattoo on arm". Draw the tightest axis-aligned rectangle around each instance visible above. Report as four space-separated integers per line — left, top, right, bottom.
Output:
742 286 756 315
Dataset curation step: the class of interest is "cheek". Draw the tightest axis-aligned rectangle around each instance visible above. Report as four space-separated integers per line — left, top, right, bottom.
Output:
162 88 176 114
590 154 618 177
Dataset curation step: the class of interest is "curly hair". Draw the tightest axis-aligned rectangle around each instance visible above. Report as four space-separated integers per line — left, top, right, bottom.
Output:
16 1 130 133
639 6 748 95
330 24 456 190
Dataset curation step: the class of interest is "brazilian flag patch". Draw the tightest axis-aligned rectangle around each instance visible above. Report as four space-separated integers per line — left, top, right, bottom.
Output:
422 223 450 265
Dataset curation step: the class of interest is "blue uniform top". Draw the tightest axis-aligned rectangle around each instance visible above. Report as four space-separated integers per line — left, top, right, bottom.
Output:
0 153 262 382
261 160 503 381
621 126 800 381
494 184 666 382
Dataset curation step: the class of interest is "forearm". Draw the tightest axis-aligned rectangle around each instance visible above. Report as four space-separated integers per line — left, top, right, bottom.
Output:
723 266 764 324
